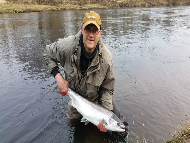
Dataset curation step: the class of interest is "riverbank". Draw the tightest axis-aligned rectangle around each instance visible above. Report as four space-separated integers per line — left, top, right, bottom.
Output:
167 131 190 143
166 116 190 143
0 2 107 14
1 0 190 14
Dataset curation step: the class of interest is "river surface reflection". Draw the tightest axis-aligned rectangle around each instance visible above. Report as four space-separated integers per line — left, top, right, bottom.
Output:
0 7 190 143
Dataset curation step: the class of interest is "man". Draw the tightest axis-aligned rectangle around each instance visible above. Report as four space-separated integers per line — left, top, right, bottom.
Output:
44 11 127 133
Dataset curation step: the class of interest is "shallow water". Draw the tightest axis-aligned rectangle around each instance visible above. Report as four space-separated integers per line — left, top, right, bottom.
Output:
0 6 190 143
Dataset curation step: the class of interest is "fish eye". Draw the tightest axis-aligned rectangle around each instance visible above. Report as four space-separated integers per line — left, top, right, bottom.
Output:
117 122 125 128
117 122 121 126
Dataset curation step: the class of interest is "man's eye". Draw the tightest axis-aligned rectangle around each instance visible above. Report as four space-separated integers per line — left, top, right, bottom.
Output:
92 30 97 33
85 28 90 31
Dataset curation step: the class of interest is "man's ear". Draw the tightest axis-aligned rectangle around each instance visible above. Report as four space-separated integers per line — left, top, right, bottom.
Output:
81 25 84 34
99 30 102 36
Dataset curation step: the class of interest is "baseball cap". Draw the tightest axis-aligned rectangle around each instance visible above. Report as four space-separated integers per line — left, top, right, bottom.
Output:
83 11 101 30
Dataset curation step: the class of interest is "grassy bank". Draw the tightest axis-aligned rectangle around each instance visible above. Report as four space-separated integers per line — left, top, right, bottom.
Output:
0 2 107 14
116 0 190 7
1 0 190 14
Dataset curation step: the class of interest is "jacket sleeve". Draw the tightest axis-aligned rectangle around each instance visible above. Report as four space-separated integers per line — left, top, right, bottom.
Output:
100 58 115 111
43 39 66 74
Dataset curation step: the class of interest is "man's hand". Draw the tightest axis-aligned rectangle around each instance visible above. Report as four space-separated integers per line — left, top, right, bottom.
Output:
97 123 107 132
55 73 70 96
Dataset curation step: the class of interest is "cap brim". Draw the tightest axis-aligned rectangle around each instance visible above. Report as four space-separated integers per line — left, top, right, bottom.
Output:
83 21 100 30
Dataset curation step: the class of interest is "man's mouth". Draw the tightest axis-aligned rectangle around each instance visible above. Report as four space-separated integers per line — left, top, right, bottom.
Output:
88 39 94 42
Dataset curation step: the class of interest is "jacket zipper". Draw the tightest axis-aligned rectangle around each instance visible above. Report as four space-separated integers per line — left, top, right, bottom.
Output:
73 53 100 91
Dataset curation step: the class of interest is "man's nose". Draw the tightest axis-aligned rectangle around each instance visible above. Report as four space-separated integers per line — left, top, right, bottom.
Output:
88 30 94 36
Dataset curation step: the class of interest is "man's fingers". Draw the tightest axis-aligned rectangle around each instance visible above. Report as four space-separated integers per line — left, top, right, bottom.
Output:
60 92 65 96
97 123 101 129
97 123 107 132
60 90 67 96
101 124 107 132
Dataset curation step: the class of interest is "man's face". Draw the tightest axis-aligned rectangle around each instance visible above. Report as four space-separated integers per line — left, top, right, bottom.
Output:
82 24 102 54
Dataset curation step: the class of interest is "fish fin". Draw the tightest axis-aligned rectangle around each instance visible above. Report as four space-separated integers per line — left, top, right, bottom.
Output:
85 121 89 125
81 117 89 125
101 119 108 126
68 99 75 108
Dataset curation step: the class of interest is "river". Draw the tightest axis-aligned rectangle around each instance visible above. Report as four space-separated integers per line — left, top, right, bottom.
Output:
0 6 190 143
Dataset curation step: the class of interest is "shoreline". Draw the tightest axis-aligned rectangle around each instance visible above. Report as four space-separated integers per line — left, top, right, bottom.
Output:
0 2 108 14
0 1 190 14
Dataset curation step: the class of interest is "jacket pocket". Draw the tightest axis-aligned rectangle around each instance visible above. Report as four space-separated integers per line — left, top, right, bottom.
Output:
85 70 104 98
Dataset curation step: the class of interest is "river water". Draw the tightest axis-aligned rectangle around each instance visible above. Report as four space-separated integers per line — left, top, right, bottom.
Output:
0 6 190 143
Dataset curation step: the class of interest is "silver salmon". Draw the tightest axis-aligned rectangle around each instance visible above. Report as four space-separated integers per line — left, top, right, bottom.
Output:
68 88 125 132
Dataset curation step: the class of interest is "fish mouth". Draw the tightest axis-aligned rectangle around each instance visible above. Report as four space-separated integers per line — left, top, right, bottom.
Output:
121 126 125 129
117 128 125 132
117 122 125 129
120 124 126 130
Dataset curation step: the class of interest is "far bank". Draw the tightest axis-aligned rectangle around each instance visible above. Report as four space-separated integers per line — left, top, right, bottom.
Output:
1 0 190 14
0 3 107 14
